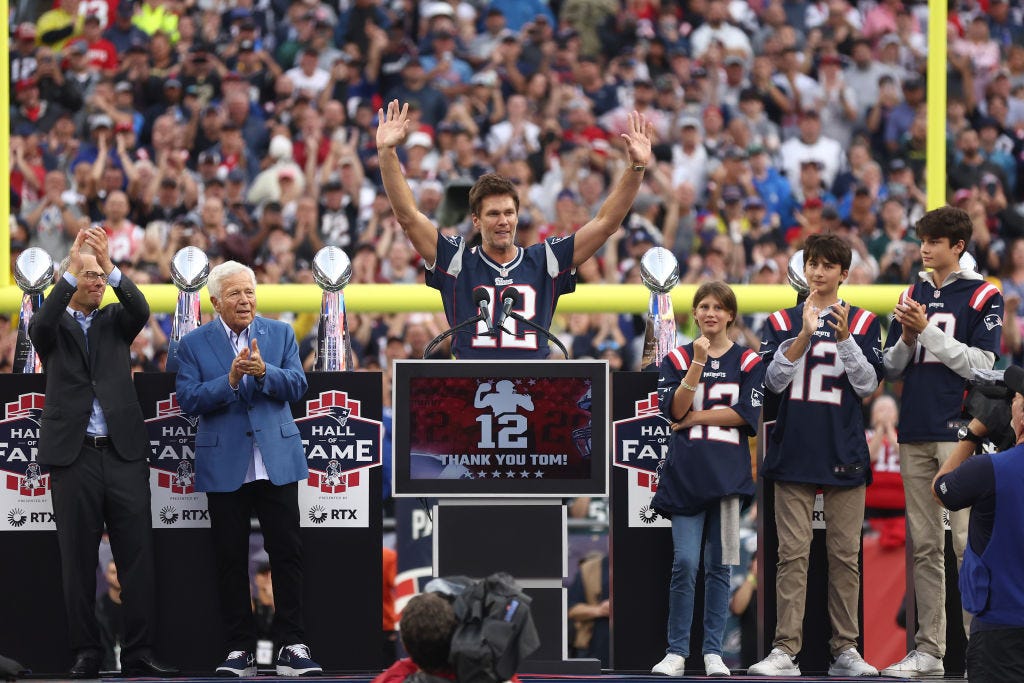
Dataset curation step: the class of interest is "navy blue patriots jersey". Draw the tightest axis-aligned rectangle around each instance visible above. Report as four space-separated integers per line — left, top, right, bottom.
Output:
760 303 883 487
426 233 577 359
651 343 765 517
884 278 1003 442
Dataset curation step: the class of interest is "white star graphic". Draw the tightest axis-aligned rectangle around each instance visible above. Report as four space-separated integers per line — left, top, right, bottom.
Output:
519 470 530 478
534 470 544 478
492 470 503 478
505 470 516 478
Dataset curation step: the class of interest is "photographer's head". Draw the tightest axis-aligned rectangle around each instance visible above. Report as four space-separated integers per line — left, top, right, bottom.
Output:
400 593 457 675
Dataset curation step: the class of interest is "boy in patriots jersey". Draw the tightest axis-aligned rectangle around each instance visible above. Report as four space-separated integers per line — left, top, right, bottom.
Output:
650 282 765 678
880 206 1003 679
750 234 883 678
376 100 654 359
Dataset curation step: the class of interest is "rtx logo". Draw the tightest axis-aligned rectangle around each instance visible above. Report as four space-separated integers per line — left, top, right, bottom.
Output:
159 506 179 525
308 505 328 524
7 508 27 528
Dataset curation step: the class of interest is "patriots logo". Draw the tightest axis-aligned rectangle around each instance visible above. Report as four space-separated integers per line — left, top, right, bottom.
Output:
750 388 763 408
984 314 1003 331
443 235 460 246
874 347 883 361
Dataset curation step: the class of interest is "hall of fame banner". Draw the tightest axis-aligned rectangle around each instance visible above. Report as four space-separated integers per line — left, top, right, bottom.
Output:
144 392 208 529
407 376 592 481
296 390 382 528
613 391 671 528
0 392 55 531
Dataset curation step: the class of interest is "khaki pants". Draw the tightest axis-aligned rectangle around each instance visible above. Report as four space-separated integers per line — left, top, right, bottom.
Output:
900 441 970 658
773 481 865 657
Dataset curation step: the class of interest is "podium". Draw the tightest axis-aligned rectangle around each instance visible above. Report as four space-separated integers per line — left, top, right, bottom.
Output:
392 360 608 673
0 371 383 674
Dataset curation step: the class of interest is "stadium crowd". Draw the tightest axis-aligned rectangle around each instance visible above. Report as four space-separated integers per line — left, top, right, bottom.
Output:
9 0 1024 676
7 0 1024 374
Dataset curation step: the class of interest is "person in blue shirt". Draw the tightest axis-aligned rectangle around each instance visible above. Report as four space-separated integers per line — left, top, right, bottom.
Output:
934 364 1024 683
750 234 883 677
651 281 765 678
375 100 653 359
881 206 1003 679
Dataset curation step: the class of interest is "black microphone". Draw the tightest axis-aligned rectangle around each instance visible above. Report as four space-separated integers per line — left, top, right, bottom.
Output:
422 290 494 359
496 286 519 334
473 286 496 337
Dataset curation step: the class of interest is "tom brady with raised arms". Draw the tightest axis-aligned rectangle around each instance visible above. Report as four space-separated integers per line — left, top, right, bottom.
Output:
375 99 653 359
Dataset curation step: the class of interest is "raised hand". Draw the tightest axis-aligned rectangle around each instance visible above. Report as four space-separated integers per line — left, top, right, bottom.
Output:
68 229 87 277
894 297 928 337
83 226 113 274
246 339 266 378
620 111 654 167
800 302 820 338
376 100 411 150
826 301 851 341
692 336 711 365
229 346 250 389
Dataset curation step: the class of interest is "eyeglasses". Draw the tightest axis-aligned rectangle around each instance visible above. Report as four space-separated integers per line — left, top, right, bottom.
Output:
80 271 108 283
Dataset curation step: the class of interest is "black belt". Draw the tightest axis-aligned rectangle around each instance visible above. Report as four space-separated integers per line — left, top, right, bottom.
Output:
84 434 112 449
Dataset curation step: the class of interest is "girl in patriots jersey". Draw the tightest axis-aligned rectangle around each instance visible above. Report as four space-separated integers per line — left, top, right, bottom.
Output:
750 234 883 678
650 281 765 678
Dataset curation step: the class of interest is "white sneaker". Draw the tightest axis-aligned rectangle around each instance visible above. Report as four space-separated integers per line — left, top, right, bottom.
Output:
828 648 879 676
747 648 801 676
652 653 686 676
704 654 731 677
880 650 944 678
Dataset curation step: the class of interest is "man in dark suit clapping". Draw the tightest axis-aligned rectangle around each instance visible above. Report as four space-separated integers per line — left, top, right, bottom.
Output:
28 227 177 678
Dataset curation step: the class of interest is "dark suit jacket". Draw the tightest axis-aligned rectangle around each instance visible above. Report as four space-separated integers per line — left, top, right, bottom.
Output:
27 274 150 466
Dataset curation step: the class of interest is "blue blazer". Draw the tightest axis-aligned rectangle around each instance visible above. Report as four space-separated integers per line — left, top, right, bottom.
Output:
175 316 309 493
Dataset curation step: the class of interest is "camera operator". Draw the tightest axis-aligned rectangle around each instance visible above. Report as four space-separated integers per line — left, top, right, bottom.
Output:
932 366 1024 683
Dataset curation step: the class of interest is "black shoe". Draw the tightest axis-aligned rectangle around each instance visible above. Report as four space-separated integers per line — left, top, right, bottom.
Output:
69 652 101 679
121 654 180 677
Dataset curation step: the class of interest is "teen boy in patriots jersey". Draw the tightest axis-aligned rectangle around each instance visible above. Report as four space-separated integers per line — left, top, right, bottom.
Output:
749 234 883 678
650 282 765 678
880 206 1003 679
376 99 654 359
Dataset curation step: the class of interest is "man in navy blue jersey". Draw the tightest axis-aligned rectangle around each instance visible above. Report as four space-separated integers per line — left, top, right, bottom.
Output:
750 234 883 677
375 99 653 359
881 206 1003 679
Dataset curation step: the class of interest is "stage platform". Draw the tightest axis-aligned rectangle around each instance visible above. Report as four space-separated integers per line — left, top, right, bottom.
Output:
16 672 970 682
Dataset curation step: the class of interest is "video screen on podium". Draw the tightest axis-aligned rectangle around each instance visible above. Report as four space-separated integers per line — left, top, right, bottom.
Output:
392 360 608 497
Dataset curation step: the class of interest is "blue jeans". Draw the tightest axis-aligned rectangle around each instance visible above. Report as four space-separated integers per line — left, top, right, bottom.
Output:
666 505 732 657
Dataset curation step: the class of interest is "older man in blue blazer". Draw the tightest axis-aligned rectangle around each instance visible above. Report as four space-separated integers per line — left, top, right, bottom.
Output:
175 261 321 677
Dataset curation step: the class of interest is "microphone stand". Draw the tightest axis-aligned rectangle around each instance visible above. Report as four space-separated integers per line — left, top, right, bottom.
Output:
499 312 571 359
423 314 490 359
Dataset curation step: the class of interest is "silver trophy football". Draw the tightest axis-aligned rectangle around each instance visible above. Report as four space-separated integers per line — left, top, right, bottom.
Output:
312 246 353 371
170 246 210 343
788 250 810 299
639 247 680 369
13 248 55 374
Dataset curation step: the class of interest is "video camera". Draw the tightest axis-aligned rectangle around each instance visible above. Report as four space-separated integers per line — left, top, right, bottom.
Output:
964 369 1015 451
